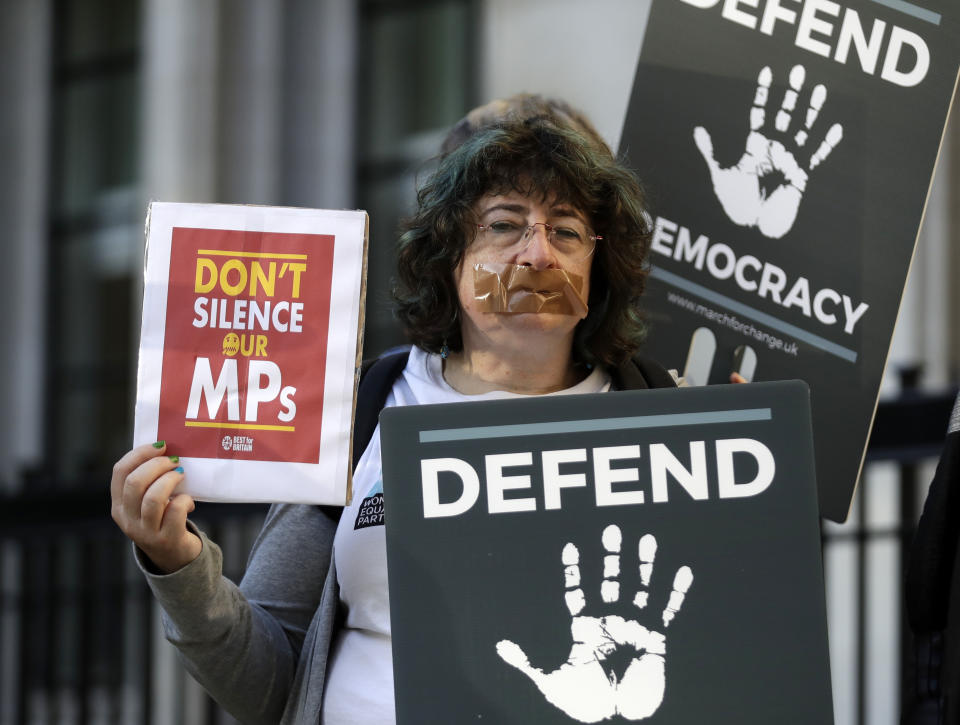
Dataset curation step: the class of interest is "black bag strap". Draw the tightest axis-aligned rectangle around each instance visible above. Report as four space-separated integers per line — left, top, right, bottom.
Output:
352 349 411 470
610 353 678 390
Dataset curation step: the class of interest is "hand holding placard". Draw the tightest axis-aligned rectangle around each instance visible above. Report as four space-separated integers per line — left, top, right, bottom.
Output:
496 526 693 723
110 442 202 574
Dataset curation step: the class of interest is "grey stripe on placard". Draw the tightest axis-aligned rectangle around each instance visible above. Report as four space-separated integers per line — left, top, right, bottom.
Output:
652 267 858 364
868 0 941 25
418 408 771 443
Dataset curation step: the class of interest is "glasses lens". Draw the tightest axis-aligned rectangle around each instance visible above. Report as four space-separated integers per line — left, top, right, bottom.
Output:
548 226 587 255
479 221 597 260
480 221 525 249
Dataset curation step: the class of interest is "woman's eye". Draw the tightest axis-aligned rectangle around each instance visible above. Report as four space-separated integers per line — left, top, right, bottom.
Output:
553 227 583 241
488 221 519 233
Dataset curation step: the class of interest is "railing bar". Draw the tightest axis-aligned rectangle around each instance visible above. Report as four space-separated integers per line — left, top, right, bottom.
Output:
0 542 6 724
78 537 91 725
51 539 64 725
143 575 152 725
44 541 56 725
108 536 126 723
899 461 917 721
0 541 19 725
857 481 867 725
17 542 28 725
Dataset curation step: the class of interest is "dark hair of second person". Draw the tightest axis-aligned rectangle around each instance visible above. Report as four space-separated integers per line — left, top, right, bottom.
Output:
439 93 613 157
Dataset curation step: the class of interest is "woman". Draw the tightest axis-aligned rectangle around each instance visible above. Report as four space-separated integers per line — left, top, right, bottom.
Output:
110 108 675 724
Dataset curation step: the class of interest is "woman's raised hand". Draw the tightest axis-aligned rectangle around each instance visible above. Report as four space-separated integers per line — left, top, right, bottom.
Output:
110 442 202 574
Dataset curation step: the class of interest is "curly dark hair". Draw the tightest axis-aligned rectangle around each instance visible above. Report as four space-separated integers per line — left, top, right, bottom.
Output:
392 116 653 368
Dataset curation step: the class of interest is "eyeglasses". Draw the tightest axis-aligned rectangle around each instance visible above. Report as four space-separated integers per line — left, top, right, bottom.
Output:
474 221 601 261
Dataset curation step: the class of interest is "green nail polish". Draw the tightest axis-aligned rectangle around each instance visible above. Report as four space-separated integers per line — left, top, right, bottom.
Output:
169 455 180 464
175 466 184 474
153 440 165 449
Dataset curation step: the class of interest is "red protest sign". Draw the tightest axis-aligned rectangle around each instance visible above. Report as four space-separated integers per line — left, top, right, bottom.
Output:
135 203 367 505
156 227 335 463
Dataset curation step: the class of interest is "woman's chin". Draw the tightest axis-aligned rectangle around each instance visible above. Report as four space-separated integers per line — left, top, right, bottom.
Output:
490 312 579 338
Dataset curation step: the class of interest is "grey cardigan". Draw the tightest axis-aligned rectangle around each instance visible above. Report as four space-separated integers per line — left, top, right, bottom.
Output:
138 354 676 724
139 503 341 724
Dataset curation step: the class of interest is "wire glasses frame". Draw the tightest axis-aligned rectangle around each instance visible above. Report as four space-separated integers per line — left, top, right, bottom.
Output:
474 221 602 262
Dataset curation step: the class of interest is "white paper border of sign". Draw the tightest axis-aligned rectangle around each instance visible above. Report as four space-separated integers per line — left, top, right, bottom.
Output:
134 202 367 505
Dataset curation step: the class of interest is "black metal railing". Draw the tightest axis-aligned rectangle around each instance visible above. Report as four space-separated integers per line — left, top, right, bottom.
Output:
821 379 957 725
0 488 266 725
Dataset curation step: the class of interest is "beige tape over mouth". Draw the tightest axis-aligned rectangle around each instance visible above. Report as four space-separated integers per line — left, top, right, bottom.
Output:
473 263 588 319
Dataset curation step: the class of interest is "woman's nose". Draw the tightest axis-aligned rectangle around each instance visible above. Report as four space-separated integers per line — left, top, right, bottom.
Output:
515 225 557 268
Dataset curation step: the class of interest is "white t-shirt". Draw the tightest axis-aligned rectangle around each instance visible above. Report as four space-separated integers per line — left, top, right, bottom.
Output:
320 346 610 724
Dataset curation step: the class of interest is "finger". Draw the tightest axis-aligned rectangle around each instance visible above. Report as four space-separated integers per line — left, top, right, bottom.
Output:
692 126 721 176
159 491 195 536
111 441 167 505
496 640 544 684
775 64 805 133
795 83 826 147
562 542 585 615
600 524 622 604
809 122 843 170
137 466 186 532
633 534 657 610
732 344 757 383
681 327 716 388
750 66 772 131
662 565 694 627
119 453 182 522
120 453 181 516
638 534 657 586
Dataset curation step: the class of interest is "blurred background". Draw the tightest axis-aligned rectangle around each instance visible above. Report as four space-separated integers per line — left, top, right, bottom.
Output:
0 0 957 723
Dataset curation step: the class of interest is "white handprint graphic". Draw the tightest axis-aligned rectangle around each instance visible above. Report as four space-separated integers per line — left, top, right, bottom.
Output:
693 64 843 239
496 526 693 722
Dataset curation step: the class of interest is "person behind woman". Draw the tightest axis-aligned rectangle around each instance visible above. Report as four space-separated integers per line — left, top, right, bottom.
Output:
110 106 675 724
439 92 611 157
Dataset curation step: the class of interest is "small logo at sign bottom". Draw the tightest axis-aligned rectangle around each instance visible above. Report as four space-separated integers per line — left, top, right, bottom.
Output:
222 435 254 452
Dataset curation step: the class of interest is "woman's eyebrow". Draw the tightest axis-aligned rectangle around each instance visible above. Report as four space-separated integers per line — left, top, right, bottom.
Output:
479 202 586 221
549 204 587 222
479 202 528 217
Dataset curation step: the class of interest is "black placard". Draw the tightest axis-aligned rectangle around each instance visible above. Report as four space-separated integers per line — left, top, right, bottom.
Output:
382 382 832 724
620 0 960 521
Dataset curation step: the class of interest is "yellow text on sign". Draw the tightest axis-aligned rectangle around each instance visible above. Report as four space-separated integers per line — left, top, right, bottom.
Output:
195 251 307 298
222 333 268 358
